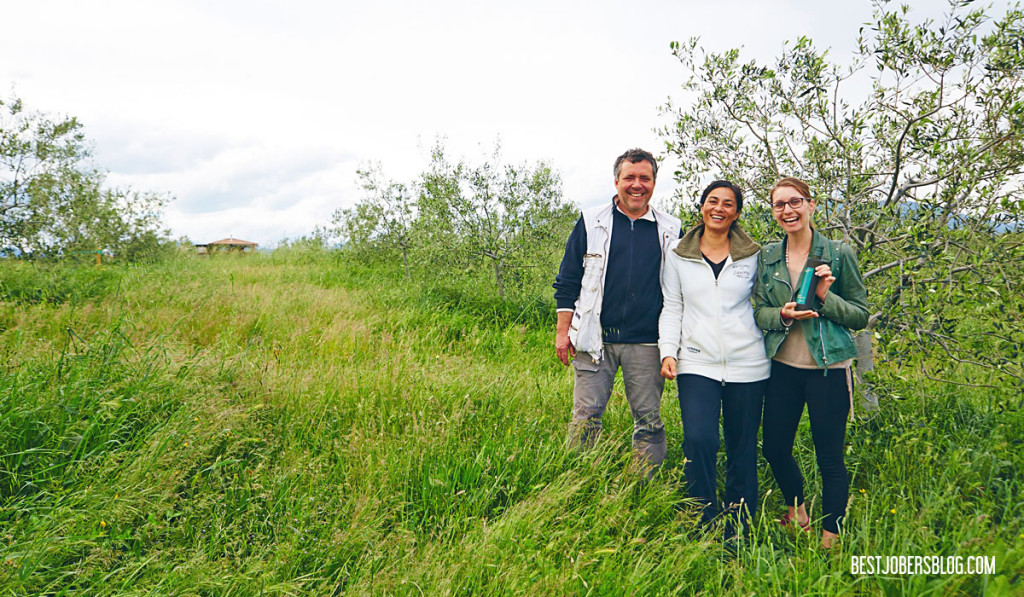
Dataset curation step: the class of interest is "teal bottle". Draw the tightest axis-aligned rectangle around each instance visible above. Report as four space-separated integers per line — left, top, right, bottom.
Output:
794 256 827 311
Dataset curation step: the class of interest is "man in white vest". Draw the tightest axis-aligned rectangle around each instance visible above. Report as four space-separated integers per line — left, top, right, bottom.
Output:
553 148 682 471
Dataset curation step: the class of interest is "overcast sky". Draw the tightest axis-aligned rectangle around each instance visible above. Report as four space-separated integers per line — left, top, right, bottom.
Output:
1 0 1003 246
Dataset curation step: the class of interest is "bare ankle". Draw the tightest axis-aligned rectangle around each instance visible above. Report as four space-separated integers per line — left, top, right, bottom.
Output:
821 530 838 548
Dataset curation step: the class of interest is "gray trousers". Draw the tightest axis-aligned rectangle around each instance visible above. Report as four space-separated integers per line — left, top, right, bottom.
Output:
570 343 666 468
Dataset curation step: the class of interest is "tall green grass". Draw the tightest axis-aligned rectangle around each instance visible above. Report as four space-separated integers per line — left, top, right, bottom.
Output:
0 253 1020 595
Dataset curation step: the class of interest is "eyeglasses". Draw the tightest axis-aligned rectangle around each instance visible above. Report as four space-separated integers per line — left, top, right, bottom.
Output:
770 197 810 211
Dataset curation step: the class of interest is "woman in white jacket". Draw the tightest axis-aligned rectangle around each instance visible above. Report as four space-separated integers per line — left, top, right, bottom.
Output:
659 180 770 535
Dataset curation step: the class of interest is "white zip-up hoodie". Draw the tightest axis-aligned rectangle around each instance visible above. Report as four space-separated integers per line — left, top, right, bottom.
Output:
658 223 770 383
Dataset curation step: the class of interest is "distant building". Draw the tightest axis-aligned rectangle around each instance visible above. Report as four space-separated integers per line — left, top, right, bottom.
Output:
195 237 258 255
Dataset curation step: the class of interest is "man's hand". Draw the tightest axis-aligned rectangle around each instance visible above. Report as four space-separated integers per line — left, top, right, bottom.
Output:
660 357 677 380
555 311 575 366
556 332 575 366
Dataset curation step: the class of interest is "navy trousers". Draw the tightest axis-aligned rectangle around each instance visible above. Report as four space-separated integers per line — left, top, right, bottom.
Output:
678 374 765 527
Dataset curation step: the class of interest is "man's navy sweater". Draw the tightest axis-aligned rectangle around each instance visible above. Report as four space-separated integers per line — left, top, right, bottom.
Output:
553 206 664 344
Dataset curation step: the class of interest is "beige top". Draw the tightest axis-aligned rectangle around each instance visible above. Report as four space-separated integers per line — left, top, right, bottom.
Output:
773 254 851 370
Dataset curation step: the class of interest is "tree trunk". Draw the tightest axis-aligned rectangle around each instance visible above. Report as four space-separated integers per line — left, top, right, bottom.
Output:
493 257 505 298
854 330 879 413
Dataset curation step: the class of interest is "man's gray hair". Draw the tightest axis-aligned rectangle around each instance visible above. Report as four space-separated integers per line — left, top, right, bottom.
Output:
613 148 658 181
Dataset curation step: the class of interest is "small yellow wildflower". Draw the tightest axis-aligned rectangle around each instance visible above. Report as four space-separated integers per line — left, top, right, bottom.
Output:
890 509 896 514
184 442 188 447
100 521 106 528
859 489 866 494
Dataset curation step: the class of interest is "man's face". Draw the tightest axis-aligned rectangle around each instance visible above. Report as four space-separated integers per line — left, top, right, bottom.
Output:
614 160 655 218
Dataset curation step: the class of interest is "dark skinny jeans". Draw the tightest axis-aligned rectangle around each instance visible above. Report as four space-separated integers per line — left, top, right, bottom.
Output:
762 360 851 534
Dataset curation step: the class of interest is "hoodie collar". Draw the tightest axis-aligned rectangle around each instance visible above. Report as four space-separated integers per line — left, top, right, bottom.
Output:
673 222 761 261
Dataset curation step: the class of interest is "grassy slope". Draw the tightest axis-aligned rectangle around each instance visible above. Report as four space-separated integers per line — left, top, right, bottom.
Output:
0 254 1021 596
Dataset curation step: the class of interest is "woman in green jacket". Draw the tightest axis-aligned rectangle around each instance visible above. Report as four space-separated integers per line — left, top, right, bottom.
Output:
754 177 869 548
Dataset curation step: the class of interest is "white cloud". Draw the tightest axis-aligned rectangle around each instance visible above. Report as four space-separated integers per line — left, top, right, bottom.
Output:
3 0 1008 246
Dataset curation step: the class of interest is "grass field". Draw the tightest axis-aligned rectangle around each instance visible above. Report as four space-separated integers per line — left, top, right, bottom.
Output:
1 252 1021 595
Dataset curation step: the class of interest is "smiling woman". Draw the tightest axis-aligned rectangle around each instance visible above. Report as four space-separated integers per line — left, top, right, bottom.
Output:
657 179 768 537
754 176 870 548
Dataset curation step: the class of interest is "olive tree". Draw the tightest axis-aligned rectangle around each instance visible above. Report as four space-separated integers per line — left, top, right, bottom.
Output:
2 96 86 255
332 162 417 279
1 95 171 259
331 143 575 298
417 143 576 298
660 1 1024 396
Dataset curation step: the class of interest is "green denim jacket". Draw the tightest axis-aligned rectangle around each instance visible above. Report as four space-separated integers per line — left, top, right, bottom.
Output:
753 229 869 367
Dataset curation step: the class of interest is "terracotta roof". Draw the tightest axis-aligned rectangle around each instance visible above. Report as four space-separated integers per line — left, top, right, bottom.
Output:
207 237 258 246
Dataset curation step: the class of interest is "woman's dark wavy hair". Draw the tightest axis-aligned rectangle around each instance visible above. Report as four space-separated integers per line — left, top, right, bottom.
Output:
699 180 744 213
